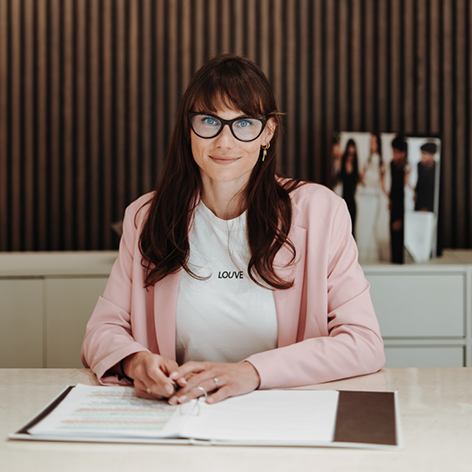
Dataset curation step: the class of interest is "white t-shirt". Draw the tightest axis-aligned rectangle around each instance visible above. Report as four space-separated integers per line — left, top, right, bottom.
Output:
175 201 278 365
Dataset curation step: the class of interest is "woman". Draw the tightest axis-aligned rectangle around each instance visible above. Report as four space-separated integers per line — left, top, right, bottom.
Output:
82 54 384 406
357 133 389 262
338 139 359 233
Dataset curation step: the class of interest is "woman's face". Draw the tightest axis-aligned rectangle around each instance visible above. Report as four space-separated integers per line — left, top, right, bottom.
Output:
370 135 379 154
346 145 356 161
190 106 275 189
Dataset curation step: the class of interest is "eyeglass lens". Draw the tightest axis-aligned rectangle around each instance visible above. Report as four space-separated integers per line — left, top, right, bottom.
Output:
190 114 264 142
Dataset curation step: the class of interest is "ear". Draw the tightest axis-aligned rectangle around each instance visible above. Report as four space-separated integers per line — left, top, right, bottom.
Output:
263 117 277 143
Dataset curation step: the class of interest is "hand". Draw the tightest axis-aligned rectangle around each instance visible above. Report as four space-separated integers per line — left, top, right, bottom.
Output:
167 361 261 405
122 351 180 399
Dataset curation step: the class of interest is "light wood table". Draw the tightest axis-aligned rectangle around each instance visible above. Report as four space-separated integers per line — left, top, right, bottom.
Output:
2 368 472 472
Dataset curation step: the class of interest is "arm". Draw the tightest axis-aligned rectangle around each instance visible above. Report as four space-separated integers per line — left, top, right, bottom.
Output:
245 197 385 389
81 197 178 397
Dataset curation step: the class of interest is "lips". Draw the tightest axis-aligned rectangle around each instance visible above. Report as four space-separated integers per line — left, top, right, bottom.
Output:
210 155 241 164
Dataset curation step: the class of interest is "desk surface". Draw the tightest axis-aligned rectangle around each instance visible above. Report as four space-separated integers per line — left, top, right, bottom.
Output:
2 368 471 472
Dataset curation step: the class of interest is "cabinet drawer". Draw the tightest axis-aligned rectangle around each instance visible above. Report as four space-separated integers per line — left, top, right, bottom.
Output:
384 346 464 367
46 277 108 368
365 273 464 337
0 279 43 367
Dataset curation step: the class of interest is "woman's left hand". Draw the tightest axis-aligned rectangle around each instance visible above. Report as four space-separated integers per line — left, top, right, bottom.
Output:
167 361 260 405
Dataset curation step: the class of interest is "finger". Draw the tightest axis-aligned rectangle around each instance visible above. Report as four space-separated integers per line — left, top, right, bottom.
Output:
134 379 165 400
145 364 177 397
169 361 208 381
170 374 224 405
206 386 232 404
134 364 175 398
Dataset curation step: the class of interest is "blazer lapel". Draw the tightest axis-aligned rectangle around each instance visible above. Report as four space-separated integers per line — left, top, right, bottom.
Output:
153 270 181 361
273 225 307 347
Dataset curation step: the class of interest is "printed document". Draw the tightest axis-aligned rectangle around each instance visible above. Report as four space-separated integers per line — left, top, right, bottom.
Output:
28 384 339 444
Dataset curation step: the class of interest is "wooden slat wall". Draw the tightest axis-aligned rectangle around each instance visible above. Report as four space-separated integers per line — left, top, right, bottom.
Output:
0 0 470 250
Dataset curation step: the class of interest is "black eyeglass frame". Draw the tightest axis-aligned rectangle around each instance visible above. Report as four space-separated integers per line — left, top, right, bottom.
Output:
188 112 268 142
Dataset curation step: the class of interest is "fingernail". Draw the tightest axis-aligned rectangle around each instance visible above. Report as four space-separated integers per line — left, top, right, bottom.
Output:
207 397 214 404
179 378 187 386
170 372 179 379
178 395 188 404
168 397 178 406
166 385 174 395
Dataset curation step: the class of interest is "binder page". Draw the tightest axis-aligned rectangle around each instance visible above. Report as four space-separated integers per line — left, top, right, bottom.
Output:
182 389 339 444
28 384 187 438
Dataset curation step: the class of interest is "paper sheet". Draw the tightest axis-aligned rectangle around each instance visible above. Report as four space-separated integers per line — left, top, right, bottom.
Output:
28 384 186 438
182 389 339 443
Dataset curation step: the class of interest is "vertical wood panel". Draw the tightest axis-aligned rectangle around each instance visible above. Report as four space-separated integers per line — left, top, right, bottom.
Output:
23 0 35 250
76 0 87 249
140 0 152 193
49 0 61 249
36 0 48 249
259 0 270 75
351 0 362 130
442 0 455 246
364 0 375 131
88 0 100 248
0 0 8 249
377 0 388 131
312 0 324 180
115 0 127 218
102 0 114 247
403 0 415 133
429 0 441 134
455 0 467 246
416 0 428 134
1 0 471 252
63 0 74 248
154 0 166 172
390 0 401 131
469 0 472 243
128 0 140 203
338 0 349 131
298 0 310 179
10 0 21 250
284 0 297 176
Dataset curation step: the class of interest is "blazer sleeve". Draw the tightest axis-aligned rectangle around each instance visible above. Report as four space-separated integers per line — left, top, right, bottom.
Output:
81 199 151 385
246 195 385 389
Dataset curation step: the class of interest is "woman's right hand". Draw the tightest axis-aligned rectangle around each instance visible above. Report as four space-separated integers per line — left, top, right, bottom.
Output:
122 351 180 399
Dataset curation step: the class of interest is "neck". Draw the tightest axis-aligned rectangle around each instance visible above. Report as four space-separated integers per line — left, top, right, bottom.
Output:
201 180 246 220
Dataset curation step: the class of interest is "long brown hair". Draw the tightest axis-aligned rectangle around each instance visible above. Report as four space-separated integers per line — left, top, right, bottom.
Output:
139 54 301 289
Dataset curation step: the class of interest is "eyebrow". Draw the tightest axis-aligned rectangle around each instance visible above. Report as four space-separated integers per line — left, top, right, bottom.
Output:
194 111 252 120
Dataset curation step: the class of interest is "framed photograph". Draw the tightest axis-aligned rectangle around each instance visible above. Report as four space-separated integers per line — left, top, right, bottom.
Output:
331 132 441 264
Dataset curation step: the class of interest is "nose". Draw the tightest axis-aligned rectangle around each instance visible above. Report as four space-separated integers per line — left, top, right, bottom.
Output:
214 124 236 148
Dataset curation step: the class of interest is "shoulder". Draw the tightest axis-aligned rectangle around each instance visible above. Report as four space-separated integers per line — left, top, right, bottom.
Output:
289 182 344 212
286 182 349 232
123 192 155 229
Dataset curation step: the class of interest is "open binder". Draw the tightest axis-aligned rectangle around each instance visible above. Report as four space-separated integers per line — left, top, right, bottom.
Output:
9 384 401 449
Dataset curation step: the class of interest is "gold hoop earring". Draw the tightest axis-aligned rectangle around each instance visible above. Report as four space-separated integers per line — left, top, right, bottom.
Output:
261 142 271 162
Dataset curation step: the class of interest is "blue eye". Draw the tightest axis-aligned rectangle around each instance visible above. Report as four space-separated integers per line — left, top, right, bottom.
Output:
201 116 219 126
235 119 253 129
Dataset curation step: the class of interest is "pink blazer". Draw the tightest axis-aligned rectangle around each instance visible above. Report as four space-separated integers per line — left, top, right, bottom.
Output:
82 183 385 389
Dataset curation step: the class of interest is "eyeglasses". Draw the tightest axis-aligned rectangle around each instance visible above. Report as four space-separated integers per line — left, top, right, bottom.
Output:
188 112 267 142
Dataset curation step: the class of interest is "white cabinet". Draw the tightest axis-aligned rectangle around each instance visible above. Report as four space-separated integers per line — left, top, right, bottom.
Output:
0 279 43 367
1 250 472 368
367 274 464 338
0 252 116 368
363 250 471 368
45 278 109 368
384 346 464 368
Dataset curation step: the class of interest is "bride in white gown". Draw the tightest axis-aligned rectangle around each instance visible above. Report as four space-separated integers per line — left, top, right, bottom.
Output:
356 133 390 262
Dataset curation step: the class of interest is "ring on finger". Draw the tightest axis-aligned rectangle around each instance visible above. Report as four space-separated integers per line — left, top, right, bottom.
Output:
196 386 208 400
147 387 152 395
213 378 219 387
